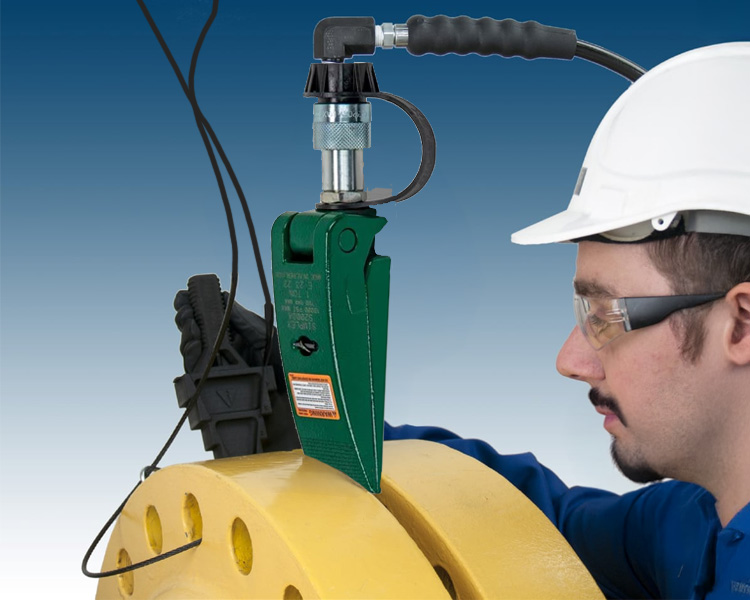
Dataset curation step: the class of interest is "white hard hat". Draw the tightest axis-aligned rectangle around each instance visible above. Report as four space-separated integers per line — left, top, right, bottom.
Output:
512 42 750 245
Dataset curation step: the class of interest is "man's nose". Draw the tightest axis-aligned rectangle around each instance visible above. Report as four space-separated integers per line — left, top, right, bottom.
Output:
556 326 605 383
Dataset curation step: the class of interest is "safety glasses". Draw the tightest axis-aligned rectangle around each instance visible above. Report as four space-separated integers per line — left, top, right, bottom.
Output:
574 292 726 349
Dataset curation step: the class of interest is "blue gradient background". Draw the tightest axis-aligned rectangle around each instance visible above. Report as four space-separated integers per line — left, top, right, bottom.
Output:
1 1 748 596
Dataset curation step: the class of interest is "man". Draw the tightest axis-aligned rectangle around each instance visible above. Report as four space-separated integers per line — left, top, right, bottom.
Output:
387 43 750 599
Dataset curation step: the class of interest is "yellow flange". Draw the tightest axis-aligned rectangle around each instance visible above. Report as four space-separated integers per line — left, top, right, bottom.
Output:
96 440 603 599
379 440 603 599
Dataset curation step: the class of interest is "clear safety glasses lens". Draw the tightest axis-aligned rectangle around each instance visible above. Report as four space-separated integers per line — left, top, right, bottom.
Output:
573 292 726 350
573 294 630 350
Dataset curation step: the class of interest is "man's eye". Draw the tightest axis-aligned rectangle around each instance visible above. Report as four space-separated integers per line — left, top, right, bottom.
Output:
588 313 610 333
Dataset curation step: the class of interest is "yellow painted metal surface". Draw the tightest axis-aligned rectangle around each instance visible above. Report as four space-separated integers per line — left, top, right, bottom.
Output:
379 440 604 599
95 449 448 600
96 441 604 599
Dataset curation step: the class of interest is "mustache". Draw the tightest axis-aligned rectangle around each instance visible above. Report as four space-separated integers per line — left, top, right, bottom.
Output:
589 388 627 426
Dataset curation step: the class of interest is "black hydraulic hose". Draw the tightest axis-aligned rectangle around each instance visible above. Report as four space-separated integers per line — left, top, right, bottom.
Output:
576 40 646 82
405 15 578 60
312 15 646 212
405 16 645 82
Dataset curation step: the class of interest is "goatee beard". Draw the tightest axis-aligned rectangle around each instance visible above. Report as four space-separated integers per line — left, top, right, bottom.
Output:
610 441 664 484
589 389 664 484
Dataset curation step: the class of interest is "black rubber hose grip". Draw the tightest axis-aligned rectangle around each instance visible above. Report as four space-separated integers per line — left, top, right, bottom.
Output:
406 15 577 60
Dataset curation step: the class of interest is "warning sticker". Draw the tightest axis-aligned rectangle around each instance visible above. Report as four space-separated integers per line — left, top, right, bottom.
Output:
288 373 340 420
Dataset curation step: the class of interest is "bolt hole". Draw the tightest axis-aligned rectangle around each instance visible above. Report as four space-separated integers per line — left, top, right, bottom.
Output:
145 505 163 555
183 493 203 542
116 549 134 597
434 565 457 600
231 517 253 575
283 584 303 599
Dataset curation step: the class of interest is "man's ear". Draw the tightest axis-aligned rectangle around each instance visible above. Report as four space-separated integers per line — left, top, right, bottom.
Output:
725 282 750 365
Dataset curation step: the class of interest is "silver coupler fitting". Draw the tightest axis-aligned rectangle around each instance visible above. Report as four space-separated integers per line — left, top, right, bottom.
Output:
375 23 409 49
313 102 372 204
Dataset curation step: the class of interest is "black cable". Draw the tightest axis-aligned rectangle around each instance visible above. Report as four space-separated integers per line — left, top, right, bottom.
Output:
81 478 201 578
132 0 239 466
83 0 244 578
576 40 646 82
186 2 276 364
138 0 275 364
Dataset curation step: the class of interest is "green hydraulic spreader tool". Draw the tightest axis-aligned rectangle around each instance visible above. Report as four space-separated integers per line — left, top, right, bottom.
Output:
271 59 391 493
272 17 436 492
272 208 389 492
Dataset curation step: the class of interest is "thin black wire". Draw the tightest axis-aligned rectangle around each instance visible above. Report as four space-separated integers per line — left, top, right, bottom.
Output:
575 40 646 82
132 0 239 467
186 1 276 364
138 0 275 363
83 0 245 578
81 478 201 578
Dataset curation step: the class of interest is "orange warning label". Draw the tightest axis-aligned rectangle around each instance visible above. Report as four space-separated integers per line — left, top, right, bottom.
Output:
288 373 340 420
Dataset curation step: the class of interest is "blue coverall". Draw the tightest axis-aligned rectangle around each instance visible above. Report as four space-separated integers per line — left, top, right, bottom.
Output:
385 423 750 600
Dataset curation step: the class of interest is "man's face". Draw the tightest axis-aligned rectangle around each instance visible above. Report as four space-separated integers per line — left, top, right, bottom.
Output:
556 241 725 484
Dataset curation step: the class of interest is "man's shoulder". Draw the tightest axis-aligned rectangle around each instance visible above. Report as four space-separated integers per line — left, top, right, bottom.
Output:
637 479 711 501
625 479 716 523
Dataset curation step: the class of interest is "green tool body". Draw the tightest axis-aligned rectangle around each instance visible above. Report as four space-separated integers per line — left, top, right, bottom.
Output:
271 208 390 492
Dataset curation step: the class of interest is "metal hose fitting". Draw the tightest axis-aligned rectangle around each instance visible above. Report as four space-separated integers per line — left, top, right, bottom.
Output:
313 102 372 204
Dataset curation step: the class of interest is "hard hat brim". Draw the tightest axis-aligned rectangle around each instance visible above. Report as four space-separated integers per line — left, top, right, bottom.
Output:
511 208 602 245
